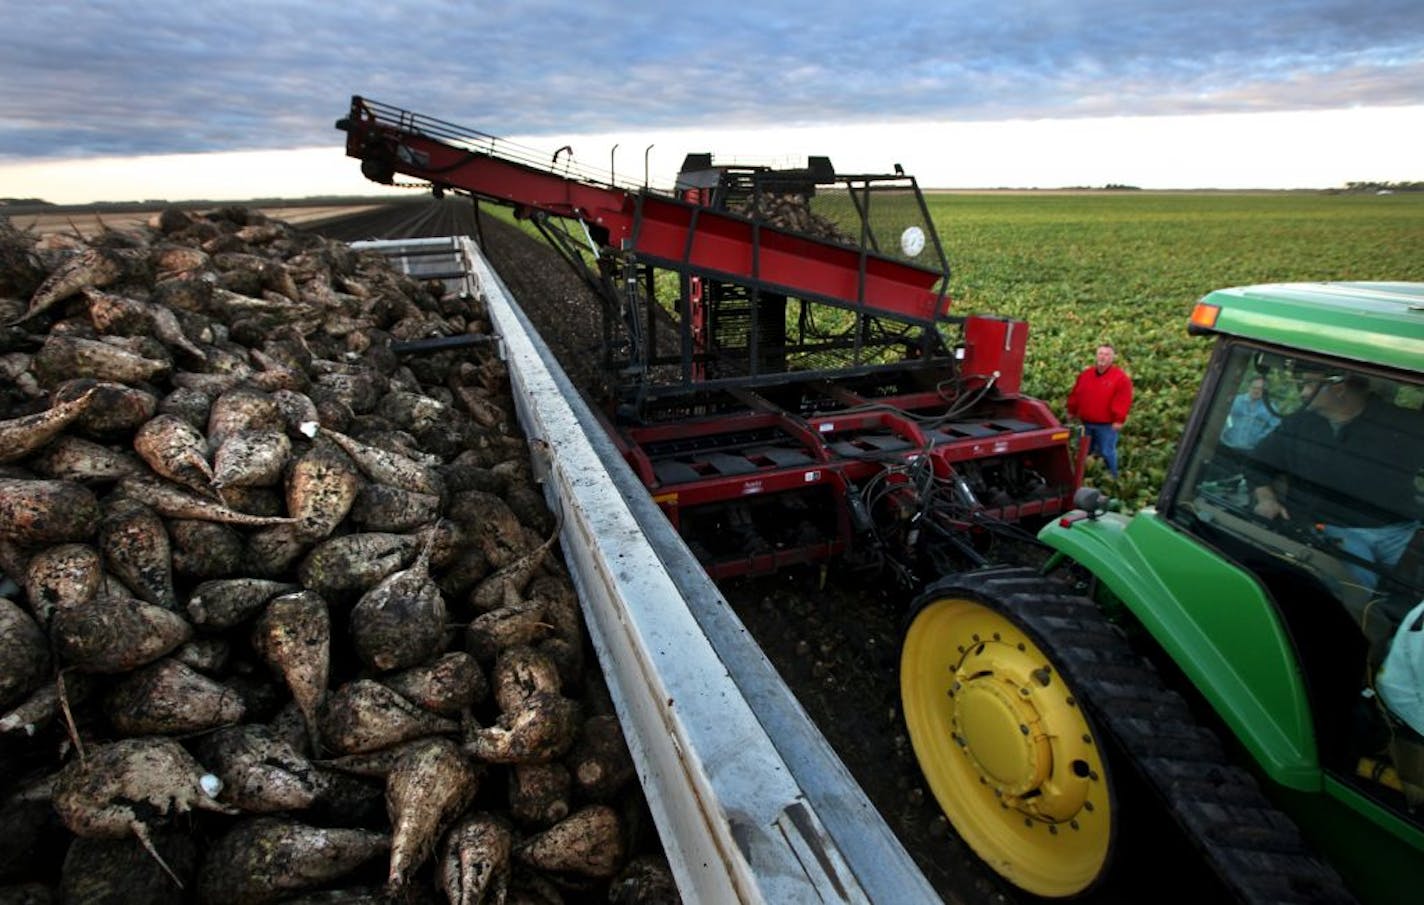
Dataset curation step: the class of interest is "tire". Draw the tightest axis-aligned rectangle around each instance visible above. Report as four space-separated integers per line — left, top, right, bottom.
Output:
901 568 1114 897
901 565 1357 904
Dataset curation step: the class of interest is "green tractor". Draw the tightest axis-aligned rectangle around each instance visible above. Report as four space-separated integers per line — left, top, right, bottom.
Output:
902 283 1424 903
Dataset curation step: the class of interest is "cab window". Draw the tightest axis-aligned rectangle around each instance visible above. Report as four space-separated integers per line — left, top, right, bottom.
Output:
1166 343 1424 806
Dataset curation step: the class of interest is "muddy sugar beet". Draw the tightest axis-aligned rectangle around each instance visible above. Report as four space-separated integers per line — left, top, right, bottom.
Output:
0 206 674 902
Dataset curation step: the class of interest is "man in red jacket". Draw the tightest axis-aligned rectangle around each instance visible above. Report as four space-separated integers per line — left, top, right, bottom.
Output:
1067 343 1134 477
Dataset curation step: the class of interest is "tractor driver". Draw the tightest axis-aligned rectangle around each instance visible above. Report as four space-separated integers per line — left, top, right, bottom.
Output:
1249 370 1422 593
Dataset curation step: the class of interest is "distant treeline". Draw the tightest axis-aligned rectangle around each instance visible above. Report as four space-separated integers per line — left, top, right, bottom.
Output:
1336 181 1424 194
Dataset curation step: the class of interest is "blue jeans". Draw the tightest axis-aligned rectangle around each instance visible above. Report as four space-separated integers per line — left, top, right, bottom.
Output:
1084 423 1120 477
1321 521 1420 591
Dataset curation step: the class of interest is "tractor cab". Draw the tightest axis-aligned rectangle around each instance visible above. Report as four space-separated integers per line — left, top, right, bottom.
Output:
1165 340 1424 803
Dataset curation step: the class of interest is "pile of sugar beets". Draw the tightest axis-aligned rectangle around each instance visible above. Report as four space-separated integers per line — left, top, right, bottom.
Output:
0 208 679 905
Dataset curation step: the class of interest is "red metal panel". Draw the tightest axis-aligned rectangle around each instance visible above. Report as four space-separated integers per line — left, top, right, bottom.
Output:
961 315 1028 396
806 409 929 450
623 412 833 485
634 196 947 323
363 131 637 238
927 428 1073 463
654 465 842 508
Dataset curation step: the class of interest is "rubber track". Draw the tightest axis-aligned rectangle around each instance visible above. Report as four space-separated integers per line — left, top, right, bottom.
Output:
930 565 1359 905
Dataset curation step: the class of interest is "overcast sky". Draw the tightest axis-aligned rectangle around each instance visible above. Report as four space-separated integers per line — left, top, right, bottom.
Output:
1 0 1421 201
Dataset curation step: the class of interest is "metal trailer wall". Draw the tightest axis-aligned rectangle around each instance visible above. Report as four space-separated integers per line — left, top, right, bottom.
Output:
354 237 941 903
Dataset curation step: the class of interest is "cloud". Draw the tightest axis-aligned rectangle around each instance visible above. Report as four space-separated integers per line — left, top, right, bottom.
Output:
1 0 1421 162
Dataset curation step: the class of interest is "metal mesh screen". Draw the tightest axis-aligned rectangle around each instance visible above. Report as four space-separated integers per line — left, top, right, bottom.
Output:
809 182 941 269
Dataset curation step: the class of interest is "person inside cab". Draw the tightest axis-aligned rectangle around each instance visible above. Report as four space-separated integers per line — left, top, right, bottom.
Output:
1249 370 1421 593
1221 376 1280 450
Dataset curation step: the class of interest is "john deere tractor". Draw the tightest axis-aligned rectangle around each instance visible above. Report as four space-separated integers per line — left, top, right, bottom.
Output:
902 282 1424 904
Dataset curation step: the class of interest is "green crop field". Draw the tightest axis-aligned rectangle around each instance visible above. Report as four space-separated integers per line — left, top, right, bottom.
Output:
926 191 1424 507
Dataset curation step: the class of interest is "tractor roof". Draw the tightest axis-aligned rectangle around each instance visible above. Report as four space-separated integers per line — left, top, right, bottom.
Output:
1190 282 1424 375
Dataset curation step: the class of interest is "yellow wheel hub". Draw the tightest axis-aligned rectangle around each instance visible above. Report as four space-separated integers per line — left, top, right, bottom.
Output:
901 594 1112 898
954 667 1051 799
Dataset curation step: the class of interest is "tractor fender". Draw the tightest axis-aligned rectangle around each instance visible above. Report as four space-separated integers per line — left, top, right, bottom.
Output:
1039 509 1321 792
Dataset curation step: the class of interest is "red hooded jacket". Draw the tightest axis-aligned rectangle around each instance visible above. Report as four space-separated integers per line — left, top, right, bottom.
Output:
1067 364 1133 425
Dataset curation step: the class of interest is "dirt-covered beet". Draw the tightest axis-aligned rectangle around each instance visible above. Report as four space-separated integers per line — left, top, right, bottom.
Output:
0 205 676 903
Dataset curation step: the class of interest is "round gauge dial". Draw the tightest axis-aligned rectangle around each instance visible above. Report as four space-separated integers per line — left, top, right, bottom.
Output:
901 225 926 257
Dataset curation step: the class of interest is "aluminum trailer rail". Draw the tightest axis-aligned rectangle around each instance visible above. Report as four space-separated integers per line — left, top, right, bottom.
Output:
353 236 942 904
